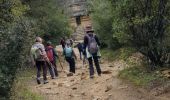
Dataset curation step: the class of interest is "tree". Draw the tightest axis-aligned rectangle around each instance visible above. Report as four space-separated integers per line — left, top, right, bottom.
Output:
88 0 120 49
90 0 170 69
24 0 72 44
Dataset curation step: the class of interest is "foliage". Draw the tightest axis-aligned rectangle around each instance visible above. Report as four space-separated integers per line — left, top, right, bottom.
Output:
101 47 136 61
90 0 170 69
119 66 166 87
0 0 70 99
10 69 44 100
24 0 72 44
113 0 170 69
88 0 120 49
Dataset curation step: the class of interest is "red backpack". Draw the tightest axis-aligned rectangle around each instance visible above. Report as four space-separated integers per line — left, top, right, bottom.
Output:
46 46 54 61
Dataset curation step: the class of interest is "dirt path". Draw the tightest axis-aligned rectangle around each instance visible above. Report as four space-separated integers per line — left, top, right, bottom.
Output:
29 46 169 100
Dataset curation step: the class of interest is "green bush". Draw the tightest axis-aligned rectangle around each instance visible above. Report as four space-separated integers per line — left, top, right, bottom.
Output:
0 0 70 99
119 66 166 87
90 0 170 69
11 69 44 100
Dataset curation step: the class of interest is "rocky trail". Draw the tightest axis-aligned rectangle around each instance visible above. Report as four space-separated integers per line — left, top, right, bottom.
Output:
29 46 169 100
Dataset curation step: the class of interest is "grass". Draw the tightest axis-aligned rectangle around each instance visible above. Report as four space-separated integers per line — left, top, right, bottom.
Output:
101 47 168 87
101 47 136 61
119 66 166 87
10 68 44 100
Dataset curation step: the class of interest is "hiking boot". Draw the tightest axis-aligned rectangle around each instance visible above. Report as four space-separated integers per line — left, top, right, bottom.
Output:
44 80 49 84
55 74 59 77
90 75 94 79
37 78 41 84
51 77 55 79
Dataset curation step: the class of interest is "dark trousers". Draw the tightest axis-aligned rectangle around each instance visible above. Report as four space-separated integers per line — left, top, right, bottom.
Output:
88 53 101 76
36 61 47 81
51 60 58 77
78 49 83 60
65 57 75 73
47 60 58 78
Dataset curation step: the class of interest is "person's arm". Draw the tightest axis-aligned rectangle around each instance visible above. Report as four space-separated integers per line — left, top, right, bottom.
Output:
83 36 88 50
53 48 58 57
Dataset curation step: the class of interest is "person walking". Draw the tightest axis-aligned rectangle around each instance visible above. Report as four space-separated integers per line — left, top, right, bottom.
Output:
31 37 48 84
76 42 84 60
83 25 102 78
45 41 58 78
60 37 66 50
63 40 77 73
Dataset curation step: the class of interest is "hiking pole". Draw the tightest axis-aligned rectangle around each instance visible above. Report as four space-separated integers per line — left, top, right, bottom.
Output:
46 60 56 77
58 56 63 70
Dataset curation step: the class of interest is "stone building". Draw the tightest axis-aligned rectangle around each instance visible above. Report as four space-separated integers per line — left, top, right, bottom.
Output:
57 0 91 40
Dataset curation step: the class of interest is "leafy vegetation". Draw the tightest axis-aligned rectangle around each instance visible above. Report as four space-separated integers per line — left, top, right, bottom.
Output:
101 47 136 61
10 69 44 100
89 0 170 69
119 66 167 87
0 0 70 99
23 0 72 43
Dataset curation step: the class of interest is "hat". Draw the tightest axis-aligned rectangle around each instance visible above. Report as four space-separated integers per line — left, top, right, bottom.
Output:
47 41 52 45
85 25 94 32
35 37 42 43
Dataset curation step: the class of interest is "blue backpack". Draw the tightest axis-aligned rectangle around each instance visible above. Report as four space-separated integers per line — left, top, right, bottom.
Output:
64 47 73 57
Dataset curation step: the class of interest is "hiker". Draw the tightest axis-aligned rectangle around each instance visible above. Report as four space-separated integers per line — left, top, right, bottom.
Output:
45 41 58 78
31 37 48 84
63 40 77 73
70 39 73 47
82 42 87 65
83 25 102 78
75 42 84 60
60 37 66 50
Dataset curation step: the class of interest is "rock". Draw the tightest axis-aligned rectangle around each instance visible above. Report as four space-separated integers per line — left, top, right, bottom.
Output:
67 72 74 77
105 85 113 92
58 83 64 87
108 65 114 67
52 82 57 85
70 79 75 82
81 91 86 96
161 69 170 78
72 87 77 90
69 94 74 97
95 82 99 84
102 70 112 74
91 95 101 100
81 72 87 80
118 86 128 89
45 87 52 89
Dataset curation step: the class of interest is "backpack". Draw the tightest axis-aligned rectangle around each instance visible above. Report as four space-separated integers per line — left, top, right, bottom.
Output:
31 46 42 60
65 46 73 57
46 48 54 61
87 34 98 54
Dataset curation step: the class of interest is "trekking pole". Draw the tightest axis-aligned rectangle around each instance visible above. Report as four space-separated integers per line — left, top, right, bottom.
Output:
46 59 56 77
58 56 63 70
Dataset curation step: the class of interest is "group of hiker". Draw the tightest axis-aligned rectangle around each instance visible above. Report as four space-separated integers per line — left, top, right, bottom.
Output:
31 25 102 84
